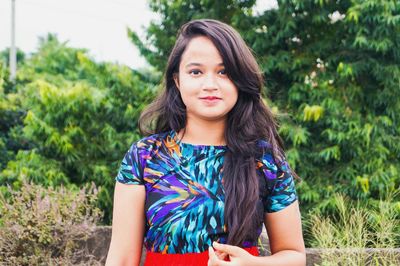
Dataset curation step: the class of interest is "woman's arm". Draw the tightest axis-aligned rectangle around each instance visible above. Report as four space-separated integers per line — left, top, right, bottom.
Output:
105 182 146 266
209 200 305 266
256 200 305 265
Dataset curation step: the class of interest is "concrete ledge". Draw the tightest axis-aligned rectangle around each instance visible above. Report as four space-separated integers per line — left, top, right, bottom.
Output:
76 226 400 265
306 248 400 265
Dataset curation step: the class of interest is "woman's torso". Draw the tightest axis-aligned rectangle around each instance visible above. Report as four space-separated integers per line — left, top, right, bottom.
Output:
116 130 296 254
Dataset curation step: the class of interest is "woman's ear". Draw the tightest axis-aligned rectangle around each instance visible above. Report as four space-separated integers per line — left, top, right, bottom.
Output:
173 73 180 90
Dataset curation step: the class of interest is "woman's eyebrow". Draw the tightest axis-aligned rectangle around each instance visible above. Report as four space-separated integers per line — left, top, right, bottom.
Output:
184 62 224 68
185 63 202 68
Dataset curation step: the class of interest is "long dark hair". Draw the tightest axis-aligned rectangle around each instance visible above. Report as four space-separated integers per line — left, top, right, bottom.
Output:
139 19 292 246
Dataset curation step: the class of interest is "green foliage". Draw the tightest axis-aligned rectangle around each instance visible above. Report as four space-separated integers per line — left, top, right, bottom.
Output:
0 61 31 171
0 35 156 223
1 149 69 188
0 181 102 265
250 0 400 212
0 47 26 67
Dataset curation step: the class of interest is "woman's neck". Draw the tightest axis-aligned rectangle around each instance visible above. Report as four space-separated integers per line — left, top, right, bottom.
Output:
178 116 226 146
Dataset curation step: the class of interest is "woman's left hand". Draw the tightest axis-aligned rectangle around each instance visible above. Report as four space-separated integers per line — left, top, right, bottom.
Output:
208 242 255 266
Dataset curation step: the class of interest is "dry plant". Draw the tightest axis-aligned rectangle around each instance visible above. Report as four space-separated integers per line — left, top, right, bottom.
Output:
0 181 103 265
308 193 400 266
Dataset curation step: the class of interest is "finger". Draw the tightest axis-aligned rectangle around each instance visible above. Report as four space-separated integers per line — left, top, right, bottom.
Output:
213 242 241 256
215 251 228 260
209 246 215 257
219 253 228 260
209 247 231 266
208 246 218 260
208 246 220 266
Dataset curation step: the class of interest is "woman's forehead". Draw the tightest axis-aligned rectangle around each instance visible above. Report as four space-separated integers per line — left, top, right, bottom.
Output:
180 36 223 67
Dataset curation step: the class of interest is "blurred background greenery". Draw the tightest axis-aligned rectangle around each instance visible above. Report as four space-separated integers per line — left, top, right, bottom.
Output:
0 0 399 263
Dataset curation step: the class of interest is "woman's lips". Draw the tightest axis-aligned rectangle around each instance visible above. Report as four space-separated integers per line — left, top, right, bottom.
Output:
199 96 222 104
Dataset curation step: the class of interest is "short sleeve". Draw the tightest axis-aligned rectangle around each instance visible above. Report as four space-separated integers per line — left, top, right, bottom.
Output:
259 152 297 213
115 142 144 185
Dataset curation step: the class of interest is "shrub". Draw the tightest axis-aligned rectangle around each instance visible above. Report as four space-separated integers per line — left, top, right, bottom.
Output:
0 181 102 265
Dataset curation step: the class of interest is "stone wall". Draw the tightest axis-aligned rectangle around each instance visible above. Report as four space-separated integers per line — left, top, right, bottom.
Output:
78 226 400 265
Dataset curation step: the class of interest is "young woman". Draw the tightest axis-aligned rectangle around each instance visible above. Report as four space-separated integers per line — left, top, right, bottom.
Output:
106 19 305 266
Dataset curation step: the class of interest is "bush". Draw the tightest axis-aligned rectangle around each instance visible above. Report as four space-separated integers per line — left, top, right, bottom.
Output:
0 181 102 265
0 35 157 224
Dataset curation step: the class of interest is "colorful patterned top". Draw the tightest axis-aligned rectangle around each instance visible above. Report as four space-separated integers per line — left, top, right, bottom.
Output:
115 130 297 254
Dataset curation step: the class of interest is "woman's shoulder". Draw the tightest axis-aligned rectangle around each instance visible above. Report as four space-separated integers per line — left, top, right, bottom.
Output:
255 140 276 168
131 131 172 152
255 139 274 160
255 139 288 172
122 131 173 166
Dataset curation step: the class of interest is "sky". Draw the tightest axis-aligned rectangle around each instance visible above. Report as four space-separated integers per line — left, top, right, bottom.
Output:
0 0 277 69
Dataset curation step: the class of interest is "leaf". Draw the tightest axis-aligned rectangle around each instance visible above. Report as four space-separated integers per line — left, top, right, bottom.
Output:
303 104 324 122
319 145 341 161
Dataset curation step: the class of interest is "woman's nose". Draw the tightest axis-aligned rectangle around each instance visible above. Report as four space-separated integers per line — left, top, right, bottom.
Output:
201 74 218 90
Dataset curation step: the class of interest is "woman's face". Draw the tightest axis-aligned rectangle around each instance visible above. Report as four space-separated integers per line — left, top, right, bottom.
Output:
174 36 238 123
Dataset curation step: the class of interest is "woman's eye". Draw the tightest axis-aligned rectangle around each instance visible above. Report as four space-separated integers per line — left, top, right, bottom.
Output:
189 70 202 75
218 69 227 75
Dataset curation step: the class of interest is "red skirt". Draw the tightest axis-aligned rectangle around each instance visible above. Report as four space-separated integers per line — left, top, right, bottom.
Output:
144 246 259 266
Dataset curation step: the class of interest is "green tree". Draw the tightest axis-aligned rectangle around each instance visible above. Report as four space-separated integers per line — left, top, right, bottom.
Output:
247 0 400 214
0 35 156 223
0 61 31 172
